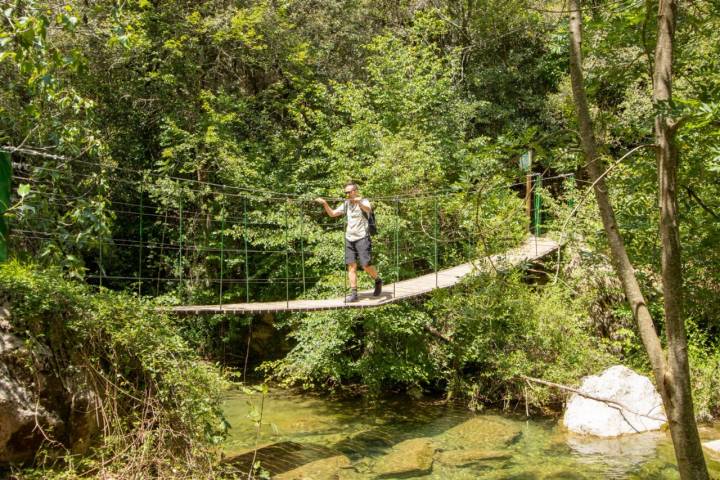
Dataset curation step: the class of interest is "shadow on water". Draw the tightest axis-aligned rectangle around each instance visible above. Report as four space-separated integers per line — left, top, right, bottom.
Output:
223 441 341 476
222 394 474 475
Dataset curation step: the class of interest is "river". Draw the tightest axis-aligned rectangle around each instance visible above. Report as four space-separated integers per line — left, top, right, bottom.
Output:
222 388 720 479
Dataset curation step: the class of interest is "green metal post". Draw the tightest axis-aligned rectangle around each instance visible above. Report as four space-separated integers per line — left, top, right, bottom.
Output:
98 167 104 289
533 174 542 237
243 198 250 303
343 199 347 303
395 197 399 298
99 240 103 288
299 203 306 295
219 199 225 307
434 197 439 288
178 184 184 288
138 179 144 296
0 151 11 262
471 192 479 260
285 200 290 308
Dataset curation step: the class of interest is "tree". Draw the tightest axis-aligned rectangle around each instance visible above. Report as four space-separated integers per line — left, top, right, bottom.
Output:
567 0 709 478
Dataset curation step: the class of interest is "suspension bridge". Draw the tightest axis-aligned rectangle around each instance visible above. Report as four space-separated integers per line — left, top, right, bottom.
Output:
168 235 560 314
1 149 575 314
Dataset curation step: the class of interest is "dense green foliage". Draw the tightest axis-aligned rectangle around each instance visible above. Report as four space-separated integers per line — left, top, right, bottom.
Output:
2 0 720 475
266 272 614 411
0 262 227 477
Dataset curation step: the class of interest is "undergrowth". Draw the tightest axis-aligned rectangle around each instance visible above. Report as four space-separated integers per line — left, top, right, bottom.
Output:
0 261 229 479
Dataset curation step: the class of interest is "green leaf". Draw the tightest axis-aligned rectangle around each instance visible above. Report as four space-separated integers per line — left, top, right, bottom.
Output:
17 184 30 198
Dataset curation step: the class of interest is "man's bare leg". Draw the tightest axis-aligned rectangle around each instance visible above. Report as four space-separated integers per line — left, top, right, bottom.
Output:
348 262 358 288
363 265 378 279
346 263 359 302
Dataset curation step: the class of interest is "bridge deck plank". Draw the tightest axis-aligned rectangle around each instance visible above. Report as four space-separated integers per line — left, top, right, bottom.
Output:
167 236 559 314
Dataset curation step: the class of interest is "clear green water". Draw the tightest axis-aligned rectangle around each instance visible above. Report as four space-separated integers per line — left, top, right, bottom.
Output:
222 389 720 479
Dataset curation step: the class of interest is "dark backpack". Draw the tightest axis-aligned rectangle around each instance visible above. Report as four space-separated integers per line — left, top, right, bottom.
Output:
346 200 378 236
363 209 378 236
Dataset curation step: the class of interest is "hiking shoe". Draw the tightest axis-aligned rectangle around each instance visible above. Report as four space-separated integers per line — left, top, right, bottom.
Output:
373 278 383 296
345 291 359 303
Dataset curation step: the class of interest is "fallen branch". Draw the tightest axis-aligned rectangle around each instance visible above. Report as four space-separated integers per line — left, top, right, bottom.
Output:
520 374 666 423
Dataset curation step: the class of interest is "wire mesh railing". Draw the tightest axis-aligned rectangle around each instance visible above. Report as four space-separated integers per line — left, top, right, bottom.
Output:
1 151 578 305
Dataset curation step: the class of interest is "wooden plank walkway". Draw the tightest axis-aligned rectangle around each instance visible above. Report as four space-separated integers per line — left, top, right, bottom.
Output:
167 236 559 315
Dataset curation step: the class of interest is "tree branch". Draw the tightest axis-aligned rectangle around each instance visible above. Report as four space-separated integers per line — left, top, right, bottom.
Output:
520 375 666 423
683 186 720 221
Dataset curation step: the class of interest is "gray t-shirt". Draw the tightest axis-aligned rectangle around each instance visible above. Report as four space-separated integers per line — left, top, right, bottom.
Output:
334 199 372 241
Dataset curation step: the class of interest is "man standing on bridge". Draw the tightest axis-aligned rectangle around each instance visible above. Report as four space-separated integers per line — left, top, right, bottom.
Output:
315 182 382 302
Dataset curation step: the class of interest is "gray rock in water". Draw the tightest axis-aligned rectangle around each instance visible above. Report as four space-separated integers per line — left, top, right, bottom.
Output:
274 454 351 480
442 415 522 447
372 437 435 478
562 365 666 437
435 448 510 467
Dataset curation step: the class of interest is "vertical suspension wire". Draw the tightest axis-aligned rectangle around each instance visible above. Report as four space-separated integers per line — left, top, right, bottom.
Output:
471 191 479 262
156 210 168 296
98 235 103 288
534 173 542 254
343 199 347 303
284 199 290 308
394 197 399 299
137 177 144 296
97 164 104 289
299 201 306 295
434 196 439 288
178 181 184 289
243 197 250 303
219 197 225 308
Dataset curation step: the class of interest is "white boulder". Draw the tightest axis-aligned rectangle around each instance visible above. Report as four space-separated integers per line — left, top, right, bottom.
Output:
563 365 666 437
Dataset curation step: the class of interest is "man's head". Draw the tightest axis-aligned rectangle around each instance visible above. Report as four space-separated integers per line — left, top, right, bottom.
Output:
344 182 359 199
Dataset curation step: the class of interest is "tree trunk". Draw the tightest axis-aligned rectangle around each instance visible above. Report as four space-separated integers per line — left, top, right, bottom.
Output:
566 1 709 478
653 1 709 477
567 0 666 391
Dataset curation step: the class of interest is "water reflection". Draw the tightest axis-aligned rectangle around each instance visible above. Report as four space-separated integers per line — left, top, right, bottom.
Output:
566 431 664 478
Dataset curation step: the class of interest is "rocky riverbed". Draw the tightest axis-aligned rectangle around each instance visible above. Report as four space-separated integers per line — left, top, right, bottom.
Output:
222 388 720 479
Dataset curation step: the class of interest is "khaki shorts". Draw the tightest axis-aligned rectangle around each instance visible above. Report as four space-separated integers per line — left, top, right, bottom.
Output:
345 236 372 267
